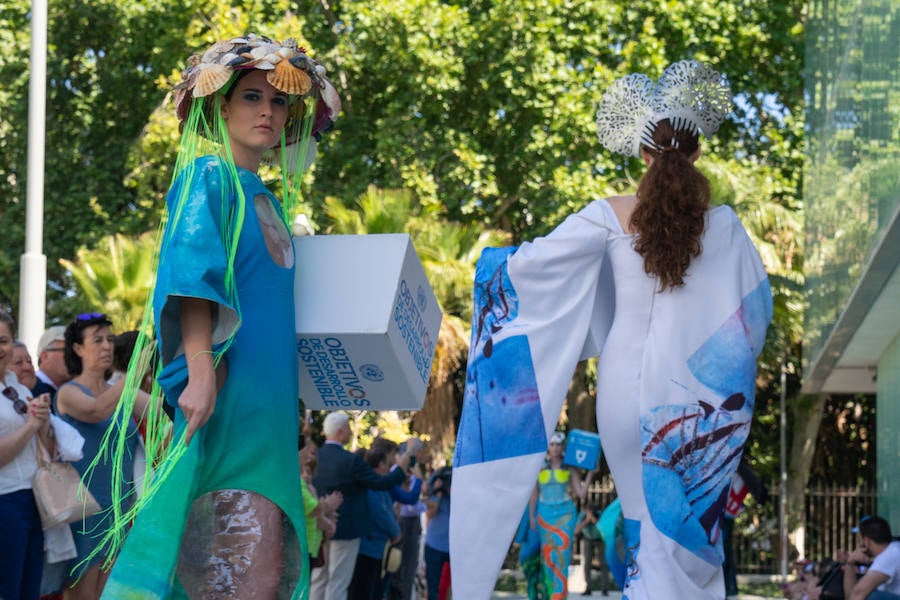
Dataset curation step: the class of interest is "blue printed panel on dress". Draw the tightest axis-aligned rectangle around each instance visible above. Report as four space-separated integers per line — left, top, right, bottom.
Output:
623 517 641 592
455 247 547 467
639 282 770 565
686 278 772 407
641 402 738 565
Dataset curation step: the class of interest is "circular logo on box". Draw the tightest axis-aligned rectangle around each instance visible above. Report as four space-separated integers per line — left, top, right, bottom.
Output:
416 285 427 312
360 364 384 382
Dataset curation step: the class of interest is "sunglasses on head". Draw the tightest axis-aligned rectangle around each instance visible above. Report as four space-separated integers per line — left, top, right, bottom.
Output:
2 386 28 415
77 312 106 321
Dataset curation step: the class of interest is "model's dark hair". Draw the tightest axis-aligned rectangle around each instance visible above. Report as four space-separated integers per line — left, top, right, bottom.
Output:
223 69 255 102
632 119 710 292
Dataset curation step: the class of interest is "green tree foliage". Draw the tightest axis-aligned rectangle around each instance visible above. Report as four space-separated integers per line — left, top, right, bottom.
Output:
300 0 804 234
1 0 807 475
0 0 317 315
1 0 192 312
58 232 158 330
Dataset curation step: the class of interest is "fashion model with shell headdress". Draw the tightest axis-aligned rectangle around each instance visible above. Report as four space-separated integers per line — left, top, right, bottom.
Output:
95 34 340 600
449 60 773 599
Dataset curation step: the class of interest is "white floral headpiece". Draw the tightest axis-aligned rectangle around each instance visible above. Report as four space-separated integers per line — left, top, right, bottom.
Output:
595 60 732 157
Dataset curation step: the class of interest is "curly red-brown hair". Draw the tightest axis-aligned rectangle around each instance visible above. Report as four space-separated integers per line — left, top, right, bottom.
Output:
631 119 710 292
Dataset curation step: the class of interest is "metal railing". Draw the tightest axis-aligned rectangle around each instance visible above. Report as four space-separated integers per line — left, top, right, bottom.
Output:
582 478 877 574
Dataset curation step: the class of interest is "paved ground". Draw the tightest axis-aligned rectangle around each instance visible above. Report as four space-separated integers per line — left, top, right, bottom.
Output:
491 591 623 599
487 568 783 599
490 593 780 599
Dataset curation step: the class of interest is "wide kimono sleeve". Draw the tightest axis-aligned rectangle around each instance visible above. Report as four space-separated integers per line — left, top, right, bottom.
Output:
152 157 242 402
450 200 617 599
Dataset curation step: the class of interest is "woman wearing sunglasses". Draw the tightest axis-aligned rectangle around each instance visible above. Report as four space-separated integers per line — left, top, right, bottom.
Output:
0 311 53 599
55 313 150 599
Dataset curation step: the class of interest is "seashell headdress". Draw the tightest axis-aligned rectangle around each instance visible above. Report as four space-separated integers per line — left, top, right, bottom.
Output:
174 33 341 142
595 60 732 157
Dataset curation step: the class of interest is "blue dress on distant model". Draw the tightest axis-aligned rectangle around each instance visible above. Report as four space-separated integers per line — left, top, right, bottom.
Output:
536 466 576 599
102 156 308 599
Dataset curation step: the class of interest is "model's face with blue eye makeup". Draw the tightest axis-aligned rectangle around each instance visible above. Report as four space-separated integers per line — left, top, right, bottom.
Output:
221 70 290 170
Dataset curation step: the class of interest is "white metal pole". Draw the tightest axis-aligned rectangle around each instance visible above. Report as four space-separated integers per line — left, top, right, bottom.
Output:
779 362 788 580
19 0 48 356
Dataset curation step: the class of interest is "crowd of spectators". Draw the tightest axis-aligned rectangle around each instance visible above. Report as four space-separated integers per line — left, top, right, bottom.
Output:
307 411 451 600
782 516 900 600
2 308 459 600
1 311 160 600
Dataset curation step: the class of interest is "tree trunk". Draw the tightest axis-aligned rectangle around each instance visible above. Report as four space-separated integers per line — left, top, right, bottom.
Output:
786 393 828 559
413 380 458 467
566 360 596 432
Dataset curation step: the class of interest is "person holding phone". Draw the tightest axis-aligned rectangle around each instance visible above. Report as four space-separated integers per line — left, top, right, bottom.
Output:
389 438 426 600
844 516 900 599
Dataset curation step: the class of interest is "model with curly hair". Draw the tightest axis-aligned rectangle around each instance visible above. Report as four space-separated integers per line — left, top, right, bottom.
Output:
450 60 773 600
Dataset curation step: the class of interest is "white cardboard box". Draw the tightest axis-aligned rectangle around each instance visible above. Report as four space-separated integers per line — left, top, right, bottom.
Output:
293 234 443 410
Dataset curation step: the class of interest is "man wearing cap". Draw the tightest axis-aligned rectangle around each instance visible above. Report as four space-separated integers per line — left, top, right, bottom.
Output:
31 326 70 400
844 516 900 599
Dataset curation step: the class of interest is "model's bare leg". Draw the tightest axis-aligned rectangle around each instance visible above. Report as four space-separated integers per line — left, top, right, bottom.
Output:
193 489 285 600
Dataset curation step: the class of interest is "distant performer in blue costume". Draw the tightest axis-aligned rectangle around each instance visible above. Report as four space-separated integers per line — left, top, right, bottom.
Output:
528 431 589 599
450 60 773 600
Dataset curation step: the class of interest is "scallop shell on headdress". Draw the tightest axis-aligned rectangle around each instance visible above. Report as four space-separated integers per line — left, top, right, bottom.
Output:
175 66 199 92
202 40 238 64
268 59 312 95
595 73 656 157
193 63 233 97
320 80 342 119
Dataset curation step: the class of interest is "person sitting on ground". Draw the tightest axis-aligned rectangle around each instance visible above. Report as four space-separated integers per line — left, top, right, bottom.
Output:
843 515 900 600
782 559 823 600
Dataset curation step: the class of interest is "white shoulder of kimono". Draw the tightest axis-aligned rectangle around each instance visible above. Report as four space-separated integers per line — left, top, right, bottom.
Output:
511 199 618 268
707 203 750 243
705 203 769 280
503 201 618 362
567 198 622 232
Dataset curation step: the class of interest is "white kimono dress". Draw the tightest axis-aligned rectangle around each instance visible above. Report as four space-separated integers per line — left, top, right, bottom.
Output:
450 199 772 600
